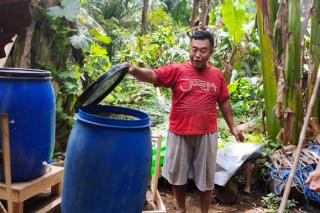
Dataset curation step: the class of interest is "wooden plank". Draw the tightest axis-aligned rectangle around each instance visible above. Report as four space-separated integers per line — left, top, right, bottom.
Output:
0 188 19 203
1 114 13 213
155 190 166 212
152 136 162 202
143 135 166 213
18 167 63 201
142 190 166 213
33 196 61 213
0 166 63 202
12 202 23 213
51 182 62 196
0 201 7 213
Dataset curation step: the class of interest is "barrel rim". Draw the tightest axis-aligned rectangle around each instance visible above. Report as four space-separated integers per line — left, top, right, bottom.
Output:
76 105 151 129
0 68 52 79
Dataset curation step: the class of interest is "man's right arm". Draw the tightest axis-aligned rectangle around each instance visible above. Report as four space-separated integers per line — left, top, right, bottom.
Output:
126 64 157 84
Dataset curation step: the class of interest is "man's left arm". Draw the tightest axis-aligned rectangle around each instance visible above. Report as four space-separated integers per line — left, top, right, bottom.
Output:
219 100 244 142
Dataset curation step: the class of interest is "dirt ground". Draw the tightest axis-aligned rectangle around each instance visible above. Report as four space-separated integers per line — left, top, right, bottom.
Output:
52 156 320 213
53 156 264 212
157 178 265 213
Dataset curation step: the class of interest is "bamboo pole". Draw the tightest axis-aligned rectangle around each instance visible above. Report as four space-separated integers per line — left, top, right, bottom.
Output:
1 114 13 213
278 67 320 213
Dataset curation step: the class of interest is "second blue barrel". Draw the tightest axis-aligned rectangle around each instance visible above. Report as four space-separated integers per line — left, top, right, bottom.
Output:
62 105 152 213
0 68 55 181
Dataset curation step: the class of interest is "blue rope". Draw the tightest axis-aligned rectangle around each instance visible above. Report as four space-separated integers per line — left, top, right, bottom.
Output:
267 143 320 202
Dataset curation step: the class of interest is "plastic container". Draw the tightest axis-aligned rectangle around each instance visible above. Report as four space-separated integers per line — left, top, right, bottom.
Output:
62 64 152 213
0 68 55 181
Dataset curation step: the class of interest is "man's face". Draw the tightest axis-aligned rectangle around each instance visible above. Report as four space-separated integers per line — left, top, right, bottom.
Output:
189 39 213 71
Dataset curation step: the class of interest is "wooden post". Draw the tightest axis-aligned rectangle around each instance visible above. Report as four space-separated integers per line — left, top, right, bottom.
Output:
1 114 13 213
152 135 162 202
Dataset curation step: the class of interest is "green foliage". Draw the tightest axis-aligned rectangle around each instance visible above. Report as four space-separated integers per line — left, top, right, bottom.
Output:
244 131 265 144
147 6 173 29
217 116 266 149
90 29 112 44
115 26 187 67
228 77 264 117
209 3 260 80
46 0 81 21
42 1 266 147
262 138 282 157
162 0 192 25
69 34 91 49
218 130 267 149
261 193 297 213
221 0 248 44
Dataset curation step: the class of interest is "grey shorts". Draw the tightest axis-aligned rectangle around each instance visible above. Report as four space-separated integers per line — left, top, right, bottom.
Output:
162 131 218 191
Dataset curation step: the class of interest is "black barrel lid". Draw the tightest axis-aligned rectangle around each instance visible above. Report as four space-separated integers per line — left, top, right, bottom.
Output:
0 68 51 79
74 64 128 110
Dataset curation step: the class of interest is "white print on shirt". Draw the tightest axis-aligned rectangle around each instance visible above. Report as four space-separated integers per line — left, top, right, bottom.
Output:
179 78 217 94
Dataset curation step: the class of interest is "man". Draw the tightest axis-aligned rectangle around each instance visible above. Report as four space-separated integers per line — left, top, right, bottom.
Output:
126 30 244 213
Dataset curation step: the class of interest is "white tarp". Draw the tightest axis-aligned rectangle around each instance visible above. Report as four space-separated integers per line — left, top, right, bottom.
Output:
214 143 264 186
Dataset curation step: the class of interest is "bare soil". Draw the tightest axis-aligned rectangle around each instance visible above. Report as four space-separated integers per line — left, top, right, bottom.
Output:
52 155 320 213
157 178 265 213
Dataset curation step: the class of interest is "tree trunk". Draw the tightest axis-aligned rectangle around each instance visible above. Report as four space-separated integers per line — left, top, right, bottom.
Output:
190 0 199 28
274 0 287 121
308 0 320 119
141 0 149 35
199 0 211 29
283 0 302 145
19 6 37 68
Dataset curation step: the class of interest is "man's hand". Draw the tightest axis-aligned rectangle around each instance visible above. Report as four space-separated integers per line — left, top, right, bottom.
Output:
219 100 245 142
124 63 137 75
305 170 320 192
230 127 245 142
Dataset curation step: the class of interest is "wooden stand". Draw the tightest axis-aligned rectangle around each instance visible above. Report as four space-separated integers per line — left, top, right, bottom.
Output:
0 165 63 213
0 114 63 213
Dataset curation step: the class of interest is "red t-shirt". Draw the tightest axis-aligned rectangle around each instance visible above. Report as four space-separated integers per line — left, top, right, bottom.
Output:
154 61 229 135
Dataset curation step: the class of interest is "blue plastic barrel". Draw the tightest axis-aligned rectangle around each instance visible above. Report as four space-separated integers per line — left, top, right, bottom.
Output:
62 105 152 213
0 68 55 181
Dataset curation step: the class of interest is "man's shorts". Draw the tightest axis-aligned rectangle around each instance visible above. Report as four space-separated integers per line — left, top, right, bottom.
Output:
162 131 218 192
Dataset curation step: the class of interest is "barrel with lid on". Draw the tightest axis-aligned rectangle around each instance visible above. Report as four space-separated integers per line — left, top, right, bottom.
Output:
0 68 55 181
62 64 152 213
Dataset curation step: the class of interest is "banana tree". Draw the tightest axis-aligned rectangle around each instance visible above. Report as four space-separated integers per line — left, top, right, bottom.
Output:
282 0 302 145
308 0 320 119
257 0 310 145
256 0 281 141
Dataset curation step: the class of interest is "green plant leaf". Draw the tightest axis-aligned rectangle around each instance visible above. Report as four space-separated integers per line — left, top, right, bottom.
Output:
90 29 112 44
221 0 247 44
69 34 91 49
90 43 108 56
46 0 80 21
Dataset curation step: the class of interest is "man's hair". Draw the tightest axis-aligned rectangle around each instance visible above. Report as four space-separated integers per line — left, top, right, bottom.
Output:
190 30 214 48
